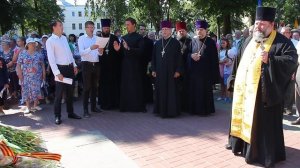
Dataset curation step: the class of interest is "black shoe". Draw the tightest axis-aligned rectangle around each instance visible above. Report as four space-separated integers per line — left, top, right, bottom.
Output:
55 116 62 125
91 107 102 113
291 118 300 125
68 113 82 119
225 144 232 150
83 109 91 118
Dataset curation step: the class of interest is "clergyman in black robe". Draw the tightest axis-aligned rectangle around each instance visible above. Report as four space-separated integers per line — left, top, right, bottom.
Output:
228 7 298 168
139 24 154 104
175 21 192 112
152 20 183 118
188 20 220 116
98 19 122 110
119 17 145 112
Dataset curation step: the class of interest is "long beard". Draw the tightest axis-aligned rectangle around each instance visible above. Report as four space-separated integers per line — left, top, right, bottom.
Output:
177 34 185 40
102 32 110 37
254 31 265 42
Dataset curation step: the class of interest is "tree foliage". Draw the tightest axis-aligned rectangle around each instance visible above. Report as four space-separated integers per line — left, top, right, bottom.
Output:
85 0 128 30
264 0 300 26
0 0 63 36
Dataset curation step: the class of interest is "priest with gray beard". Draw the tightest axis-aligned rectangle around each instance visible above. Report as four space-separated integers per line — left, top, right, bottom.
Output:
227 7 298 167
152 20 183 118
176 21 192 112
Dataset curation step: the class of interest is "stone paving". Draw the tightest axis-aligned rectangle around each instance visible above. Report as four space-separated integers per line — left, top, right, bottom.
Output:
0 97 299 168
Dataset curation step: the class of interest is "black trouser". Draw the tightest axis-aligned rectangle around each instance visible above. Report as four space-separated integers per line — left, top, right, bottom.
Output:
284 80 295 111
8 71 20 94
0 86 6 106
82 62 100 111
54 65 75 117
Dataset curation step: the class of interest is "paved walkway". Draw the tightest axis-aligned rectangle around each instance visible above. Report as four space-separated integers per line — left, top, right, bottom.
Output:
1 97 299 168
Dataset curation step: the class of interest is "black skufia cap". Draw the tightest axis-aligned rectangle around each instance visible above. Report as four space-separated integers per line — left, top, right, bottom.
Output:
255 7 276 22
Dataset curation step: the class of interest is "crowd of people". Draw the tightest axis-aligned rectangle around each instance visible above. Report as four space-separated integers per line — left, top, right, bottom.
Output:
0 5 300 168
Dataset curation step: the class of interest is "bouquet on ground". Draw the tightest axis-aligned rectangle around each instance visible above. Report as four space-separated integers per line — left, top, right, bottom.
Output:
0 125 62 168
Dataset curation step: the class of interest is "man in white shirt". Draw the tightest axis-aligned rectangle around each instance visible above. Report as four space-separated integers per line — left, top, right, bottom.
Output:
292 42 300 125
291 29 300 47
232 30 242 49
46 20 82 125
78 21 102 118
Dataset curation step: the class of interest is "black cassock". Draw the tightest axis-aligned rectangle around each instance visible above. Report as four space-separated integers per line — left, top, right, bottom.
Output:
229 33 298 167
120 32 145 112
152 37 183 118
178 37 192 112
98 33 121 110
188 36 220 116
142 36 154 103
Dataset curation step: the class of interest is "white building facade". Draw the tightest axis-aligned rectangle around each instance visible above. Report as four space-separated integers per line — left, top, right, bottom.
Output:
57 0 102 36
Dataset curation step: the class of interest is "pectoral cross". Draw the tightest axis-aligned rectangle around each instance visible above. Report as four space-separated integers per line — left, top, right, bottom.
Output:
105 49 109 55
161 50 165 57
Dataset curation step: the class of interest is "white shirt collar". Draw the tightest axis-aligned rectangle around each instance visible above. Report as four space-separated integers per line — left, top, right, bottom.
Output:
84 34 95 39
51 33 63 39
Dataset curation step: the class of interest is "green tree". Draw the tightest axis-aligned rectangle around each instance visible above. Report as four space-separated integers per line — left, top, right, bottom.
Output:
25 0 64 35
193 0 257 35
265 0 300 26
0 0 14 34
1 0 63 36
85 0 128 30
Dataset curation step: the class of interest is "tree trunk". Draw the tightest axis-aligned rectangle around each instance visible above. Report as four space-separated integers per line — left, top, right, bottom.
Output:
222 13 231 35
38 25 42 35
21 23 25 37
33 0 41 35
0 25 3 35
217 17 221 39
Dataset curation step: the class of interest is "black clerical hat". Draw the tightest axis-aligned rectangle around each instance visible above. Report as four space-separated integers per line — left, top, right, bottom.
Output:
255 7 276 22
160 20 172 29
195 20 208 29
101 19 111 27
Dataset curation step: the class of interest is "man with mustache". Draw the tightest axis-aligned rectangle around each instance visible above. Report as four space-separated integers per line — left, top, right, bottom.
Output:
176 21 192 112
227 7 298 167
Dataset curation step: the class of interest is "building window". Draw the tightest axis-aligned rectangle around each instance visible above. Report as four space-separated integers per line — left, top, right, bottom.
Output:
97 23 100 29
79 23 82 30
72 23 76 30
78 11 82 17
72 11 75 17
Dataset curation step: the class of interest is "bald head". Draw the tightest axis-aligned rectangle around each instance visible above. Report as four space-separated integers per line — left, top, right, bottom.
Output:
280 27 292 39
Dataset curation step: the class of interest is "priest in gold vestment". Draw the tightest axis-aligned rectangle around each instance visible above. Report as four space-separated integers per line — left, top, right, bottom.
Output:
228 7 298 167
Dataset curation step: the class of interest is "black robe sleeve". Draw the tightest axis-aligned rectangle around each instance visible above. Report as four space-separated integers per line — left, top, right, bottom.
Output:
0 58 9 86
125 35 145 57
209 38 220 84
151 42 157 73
264 33 298 107
174 39 184 74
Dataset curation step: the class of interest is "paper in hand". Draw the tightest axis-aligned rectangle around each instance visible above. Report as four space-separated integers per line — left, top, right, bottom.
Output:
95 37 109 48
55 76 73 85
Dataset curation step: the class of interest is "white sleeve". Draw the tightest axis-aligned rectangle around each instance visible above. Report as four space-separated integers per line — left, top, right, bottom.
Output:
228 47 237 58
78 36 92 57
46 39 60 76
296 42 300 55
